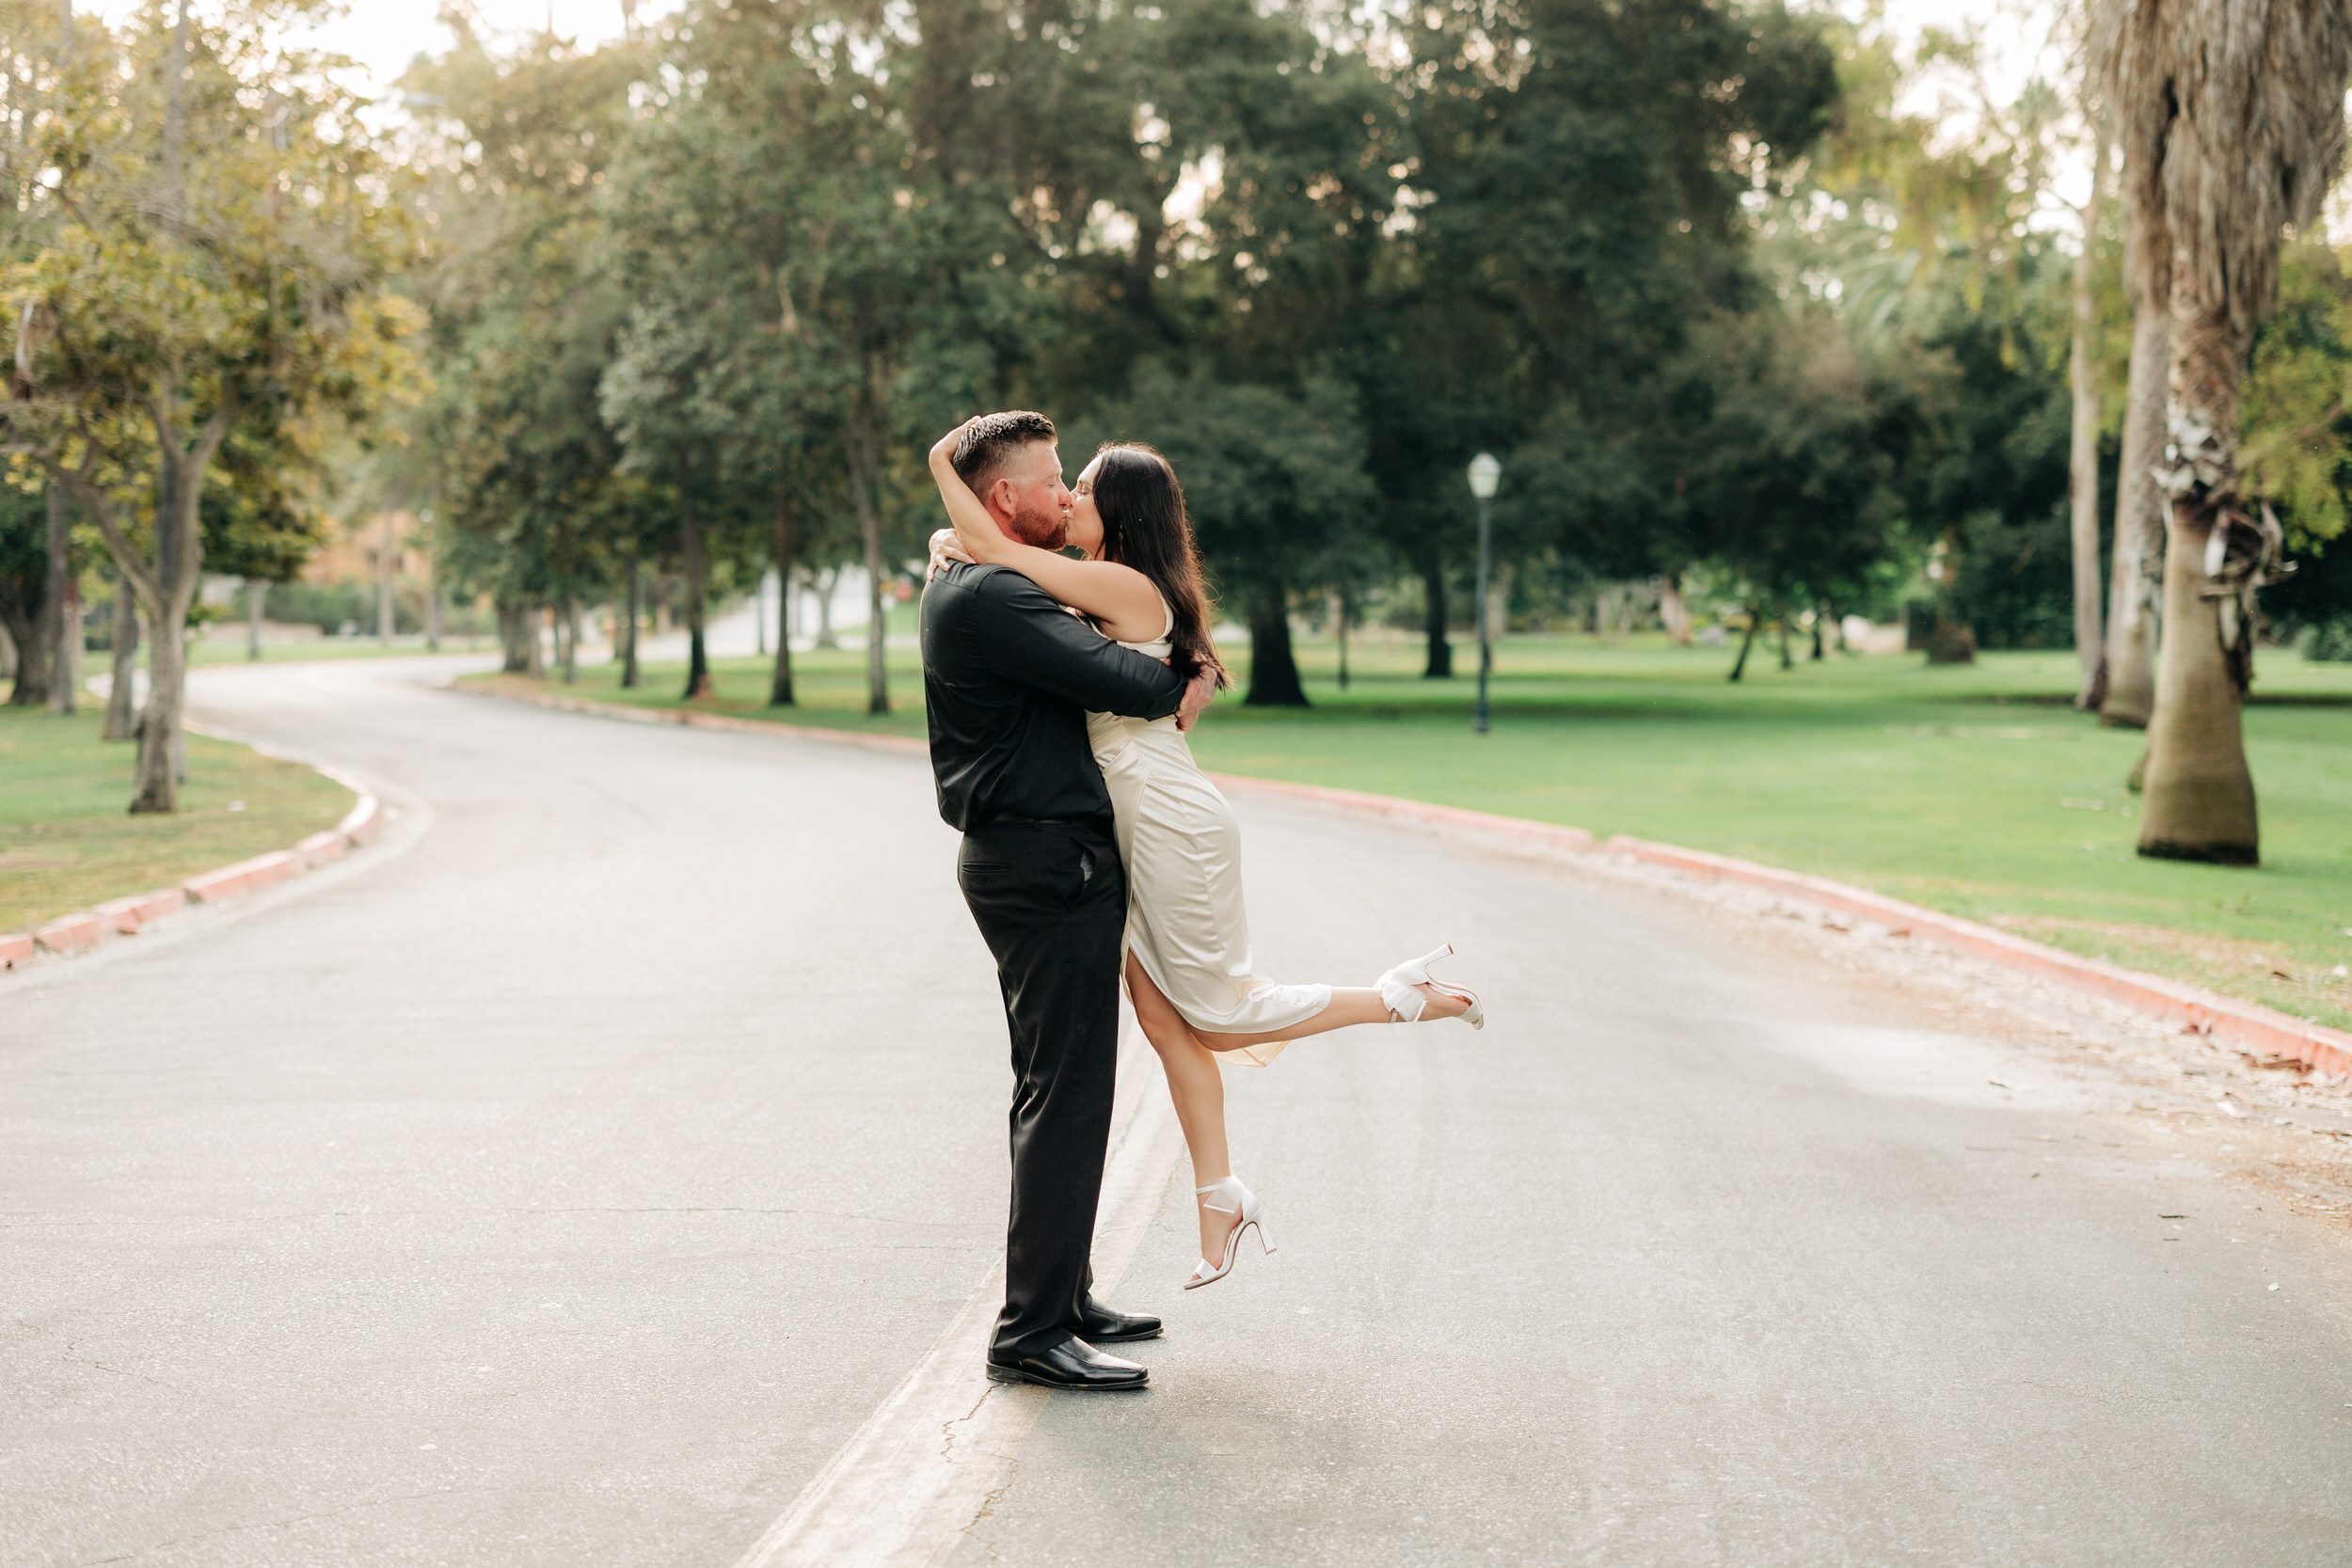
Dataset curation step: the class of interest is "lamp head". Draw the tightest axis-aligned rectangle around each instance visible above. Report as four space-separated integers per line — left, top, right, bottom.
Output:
1468 451 1501 499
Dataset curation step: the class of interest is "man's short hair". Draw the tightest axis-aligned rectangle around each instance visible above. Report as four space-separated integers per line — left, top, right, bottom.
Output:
953 410 1057 491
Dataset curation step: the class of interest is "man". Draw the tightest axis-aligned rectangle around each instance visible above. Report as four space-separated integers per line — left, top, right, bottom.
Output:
921 410 1216 1391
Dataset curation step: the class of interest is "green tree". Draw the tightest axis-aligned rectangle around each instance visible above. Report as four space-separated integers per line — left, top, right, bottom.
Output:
1073 365 1372 705
2 1 421 811
403 22 644 684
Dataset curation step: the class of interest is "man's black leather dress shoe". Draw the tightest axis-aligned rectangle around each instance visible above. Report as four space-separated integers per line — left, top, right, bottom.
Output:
985 1338 1149 1391
1079 1299 1162 1342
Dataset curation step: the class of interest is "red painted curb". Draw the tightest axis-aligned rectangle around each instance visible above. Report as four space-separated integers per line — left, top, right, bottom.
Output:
34 912 106 955
457 679 2352 1076
1603 835 2352 1079
336 794 381 847
92 889 187 934
3 756 373 973
183 849 302 905
296 831 349 868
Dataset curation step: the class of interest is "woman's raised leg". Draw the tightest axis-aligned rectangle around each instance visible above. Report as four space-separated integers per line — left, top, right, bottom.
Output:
1190 980 1468 1054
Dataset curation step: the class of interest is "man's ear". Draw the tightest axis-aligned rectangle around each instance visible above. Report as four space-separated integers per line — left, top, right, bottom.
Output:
983 476 1018 528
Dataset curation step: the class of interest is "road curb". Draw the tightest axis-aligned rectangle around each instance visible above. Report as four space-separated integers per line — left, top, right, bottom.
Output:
1596 835 2352 1079
1 773 380 971
457 679 2352 1079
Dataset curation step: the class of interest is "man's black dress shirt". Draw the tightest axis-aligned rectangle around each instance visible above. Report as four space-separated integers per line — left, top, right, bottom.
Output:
920 561 1186 832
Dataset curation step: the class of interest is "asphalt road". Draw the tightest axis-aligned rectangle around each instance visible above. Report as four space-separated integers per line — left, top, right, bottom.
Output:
5 657 2349 1567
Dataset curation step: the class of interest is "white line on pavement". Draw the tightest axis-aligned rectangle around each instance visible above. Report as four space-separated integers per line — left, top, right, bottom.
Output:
730 1022 1185 1568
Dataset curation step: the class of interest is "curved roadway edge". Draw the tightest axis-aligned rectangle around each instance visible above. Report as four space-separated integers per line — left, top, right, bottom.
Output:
456 679 2352 1083
0 725 414 976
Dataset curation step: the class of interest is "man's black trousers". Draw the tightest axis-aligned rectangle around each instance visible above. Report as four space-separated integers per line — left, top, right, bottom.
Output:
957 820 1125 1358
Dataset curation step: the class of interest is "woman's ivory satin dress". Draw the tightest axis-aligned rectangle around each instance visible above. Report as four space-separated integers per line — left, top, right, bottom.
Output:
1087 600 1328 1066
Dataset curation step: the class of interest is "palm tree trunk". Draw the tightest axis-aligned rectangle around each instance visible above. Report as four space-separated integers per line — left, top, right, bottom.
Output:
2068 127 2109 710
2102 301 2169 727
2136 500 2257 863
2137 245 2269 863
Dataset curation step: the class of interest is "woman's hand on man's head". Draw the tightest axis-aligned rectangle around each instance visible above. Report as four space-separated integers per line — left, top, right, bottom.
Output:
925 527 976 584
929 417 982 469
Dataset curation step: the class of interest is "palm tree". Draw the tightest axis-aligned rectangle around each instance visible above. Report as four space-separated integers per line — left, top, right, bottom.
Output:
2102 0 2352 864
2098 292 2168 731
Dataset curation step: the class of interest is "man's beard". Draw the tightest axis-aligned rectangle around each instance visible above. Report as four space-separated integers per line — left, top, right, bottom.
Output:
1007 502 1068 549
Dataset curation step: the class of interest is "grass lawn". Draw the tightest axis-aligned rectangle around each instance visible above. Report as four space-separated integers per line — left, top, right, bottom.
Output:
467 632 2352 1030
0 706 354 934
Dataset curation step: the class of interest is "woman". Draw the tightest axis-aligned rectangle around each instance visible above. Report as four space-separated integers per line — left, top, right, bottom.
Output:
926 420 1482 1289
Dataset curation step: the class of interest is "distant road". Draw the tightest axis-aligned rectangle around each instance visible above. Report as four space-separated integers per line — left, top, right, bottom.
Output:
4 655 2346 1567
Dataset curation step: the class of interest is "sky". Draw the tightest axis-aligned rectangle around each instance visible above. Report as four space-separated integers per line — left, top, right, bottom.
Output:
298 1 644 91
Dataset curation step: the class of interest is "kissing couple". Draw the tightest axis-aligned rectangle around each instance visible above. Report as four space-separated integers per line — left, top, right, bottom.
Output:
919 410 1485 1391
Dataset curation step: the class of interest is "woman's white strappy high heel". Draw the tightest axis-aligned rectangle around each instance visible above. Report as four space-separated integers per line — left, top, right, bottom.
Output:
1377 942 1485 1029
1186 1175 1273 1289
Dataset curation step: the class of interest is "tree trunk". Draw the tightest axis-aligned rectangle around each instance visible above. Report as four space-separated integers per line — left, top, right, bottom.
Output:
1334 587 1351 691
118 432 217 814
2102 300 2169 728
1421 557 1452 677
1809 605 1824 661
2 575 47 706
557 597 578 684
44 483 74 713
1659 574 1692 645
620 565 641 689
842 425 888 715
770 488 797 706
815 567 839 647
1727 613 1758 681
246 578 263 661
2069 128 2109 710
1244 578 1308 706
523 602 546 678
1776 601 1793 671
103 575 137 740
135 599 186 811
376 515 395 644
423 558 442 652
679 474 711 701
2137 500 2257 863
498 599 527 673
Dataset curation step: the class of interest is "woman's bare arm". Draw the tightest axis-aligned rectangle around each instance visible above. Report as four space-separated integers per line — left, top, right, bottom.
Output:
928 420 1167 642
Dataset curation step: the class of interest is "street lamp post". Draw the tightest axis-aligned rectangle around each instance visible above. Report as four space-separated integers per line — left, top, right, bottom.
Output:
1468 452 1501 735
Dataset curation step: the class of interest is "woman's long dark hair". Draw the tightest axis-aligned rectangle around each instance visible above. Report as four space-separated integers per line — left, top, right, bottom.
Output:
1089 442 1231 689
